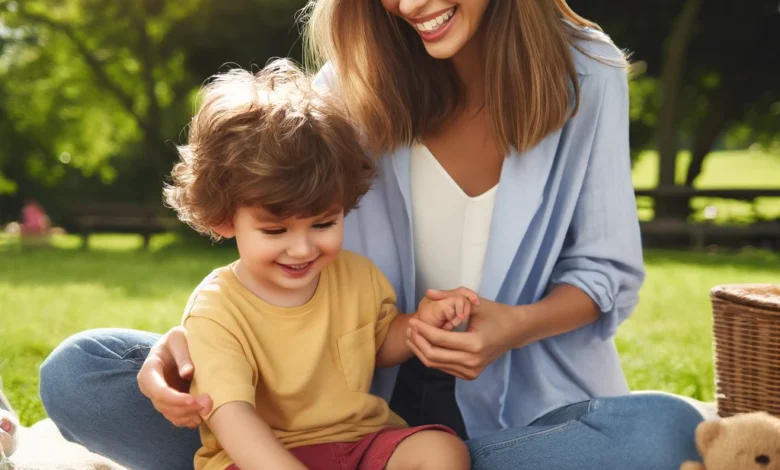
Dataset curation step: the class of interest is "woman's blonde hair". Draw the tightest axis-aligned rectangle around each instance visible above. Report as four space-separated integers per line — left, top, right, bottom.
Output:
302 0 626 155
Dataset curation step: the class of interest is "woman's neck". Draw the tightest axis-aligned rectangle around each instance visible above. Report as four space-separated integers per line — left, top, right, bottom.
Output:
450 30 485 109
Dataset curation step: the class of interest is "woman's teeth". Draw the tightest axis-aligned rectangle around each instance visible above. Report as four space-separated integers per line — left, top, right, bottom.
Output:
415 7 455 32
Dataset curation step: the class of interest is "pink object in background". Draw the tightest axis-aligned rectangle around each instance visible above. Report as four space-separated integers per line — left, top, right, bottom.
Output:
21 200 49 235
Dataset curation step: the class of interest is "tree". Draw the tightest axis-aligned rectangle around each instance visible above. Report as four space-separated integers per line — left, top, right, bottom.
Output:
573 0 780 219
655 0 702 190
682 0 780 187
0 0 201 197
0 0 306 205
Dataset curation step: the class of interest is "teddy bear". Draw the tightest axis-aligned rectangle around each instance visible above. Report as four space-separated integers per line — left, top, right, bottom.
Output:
680 411 780 470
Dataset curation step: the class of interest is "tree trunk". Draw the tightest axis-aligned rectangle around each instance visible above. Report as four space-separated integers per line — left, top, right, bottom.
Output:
133 4 173 188
655 0 703 219
685 90 732 187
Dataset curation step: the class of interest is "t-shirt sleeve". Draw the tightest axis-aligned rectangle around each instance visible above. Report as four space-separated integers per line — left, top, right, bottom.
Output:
370 264 399 351
184 314 256 420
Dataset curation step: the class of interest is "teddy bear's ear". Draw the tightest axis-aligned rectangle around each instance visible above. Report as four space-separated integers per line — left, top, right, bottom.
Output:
696 420 722 455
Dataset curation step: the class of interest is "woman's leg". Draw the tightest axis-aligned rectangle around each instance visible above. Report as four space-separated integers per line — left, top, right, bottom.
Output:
39 329 201 470
466 392 705 470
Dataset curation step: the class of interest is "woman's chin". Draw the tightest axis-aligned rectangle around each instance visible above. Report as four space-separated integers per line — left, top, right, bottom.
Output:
420 32 470 61
423 43 460 60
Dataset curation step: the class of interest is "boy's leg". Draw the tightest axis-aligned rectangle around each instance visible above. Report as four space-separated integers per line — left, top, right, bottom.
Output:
384 429 470 470
40 328 201 470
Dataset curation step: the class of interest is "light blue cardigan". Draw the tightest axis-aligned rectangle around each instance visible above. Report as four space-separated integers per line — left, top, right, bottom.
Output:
315 34 645 440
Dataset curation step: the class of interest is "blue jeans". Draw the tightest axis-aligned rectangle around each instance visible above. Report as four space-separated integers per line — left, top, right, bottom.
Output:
39 329 704 470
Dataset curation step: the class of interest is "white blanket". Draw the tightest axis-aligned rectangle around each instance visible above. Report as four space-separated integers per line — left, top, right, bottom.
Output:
9 419 127 470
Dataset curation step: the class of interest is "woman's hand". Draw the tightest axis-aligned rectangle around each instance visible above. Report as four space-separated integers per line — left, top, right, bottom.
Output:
137 326 213 428
406 285 601 380
406 289 527 381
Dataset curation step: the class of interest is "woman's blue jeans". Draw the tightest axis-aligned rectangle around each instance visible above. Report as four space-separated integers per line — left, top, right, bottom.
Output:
39 329 704 470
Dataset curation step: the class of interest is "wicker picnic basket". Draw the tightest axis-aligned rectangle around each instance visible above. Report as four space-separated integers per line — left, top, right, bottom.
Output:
710 284 780 418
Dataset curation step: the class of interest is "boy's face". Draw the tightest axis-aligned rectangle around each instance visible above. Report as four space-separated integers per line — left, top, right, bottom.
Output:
219 205 344 306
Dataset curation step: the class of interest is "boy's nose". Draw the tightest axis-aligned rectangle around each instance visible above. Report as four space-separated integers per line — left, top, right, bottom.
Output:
287 235 315 259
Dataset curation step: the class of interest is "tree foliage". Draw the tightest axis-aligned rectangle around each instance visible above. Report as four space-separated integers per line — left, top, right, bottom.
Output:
573 0 780 184
0 0 777 223
0 0 305 204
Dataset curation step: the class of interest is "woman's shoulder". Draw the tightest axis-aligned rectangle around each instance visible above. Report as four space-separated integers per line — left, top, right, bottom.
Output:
566 28 630 113
568 28 628 79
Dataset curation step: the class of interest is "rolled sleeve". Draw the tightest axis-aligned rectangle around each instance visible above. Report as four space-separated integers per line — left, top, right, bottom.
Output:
550 66 645 340
185 316 256 420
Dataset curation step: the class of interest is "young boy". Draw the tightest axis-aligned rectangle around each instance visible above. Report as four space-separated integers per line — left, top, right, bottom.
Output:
164 59 473 470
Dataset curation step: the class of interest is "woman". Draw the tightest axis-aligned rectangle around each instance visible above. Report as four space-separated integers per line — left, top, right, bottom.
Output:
39 0 706 469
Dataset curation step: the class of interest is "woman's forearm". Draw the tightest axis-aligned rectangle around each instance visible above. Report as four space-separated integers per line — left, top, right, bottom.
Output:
507 284 600 348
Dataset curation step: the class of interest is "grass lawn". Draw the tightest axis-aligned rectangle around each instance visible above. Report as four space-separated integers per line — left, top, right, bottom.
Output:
1 233 779 426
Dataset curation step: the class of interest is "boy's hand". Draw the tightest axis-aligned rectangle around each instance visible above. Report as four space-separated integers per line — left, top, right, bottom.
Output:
417 295 472 331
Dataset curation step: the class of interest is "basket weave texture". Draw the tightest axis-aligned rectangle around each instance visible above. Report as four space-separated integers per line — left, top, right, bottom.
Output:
710 284 780 418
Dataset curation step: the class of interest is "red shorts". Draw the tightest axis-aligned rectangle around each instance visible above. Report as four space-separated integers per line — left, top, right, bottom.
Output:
226 425 455 470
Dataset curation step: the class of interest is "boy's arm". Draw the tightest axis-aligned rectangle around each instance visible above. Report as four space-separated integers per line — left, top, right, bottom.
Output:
376 293 475 368
375 313 416 368
208 402 305 470
184 312 300 469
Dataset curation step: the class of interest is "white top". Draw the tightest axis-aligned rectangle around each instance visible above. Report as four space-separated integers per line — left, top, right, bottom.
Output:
410 143 498 326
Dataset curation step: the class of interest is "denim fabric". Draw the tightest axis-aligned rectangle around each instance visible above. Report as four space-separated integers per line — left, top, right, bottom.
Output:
40 329 703 470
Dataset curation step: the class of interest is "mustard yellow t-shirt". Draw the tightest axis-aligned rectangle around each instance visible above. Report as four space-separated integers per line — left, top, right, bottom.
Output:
183 251 408 470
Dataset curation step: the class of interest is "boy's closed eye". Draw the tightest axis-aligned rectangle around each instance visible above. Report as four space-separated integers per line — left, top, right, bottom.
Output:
259 220 338 236
312 220 337 230
259 227 286 235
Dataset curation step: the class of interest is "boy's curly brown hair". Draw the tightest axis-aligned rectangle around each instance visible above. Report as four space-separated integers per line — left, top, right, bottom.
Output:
164 59 376 239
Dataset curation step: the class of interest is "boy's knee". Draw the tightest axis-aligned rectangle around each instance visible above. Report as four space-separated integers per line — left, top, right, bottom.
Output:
405 430 471 469
440 432 471 469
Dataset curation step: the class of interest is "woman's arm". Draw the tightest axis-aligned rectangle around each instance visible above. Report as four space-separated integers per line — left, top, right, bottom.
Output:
208 402 306 470
466 284 599 348
546 64 644 340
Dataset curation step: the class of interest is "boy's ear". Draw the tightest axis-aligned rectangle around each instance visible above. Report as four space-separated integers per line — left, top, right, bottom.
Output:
212 222 235 239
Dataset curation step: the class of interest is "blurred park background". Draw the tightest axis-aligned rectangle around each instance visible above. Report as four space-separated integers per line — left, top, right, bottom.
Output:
0 0 779 426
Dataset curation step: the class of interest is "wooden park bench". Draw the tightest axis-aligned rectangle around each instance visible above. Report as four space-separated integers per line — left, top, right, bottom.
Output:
635 187 780 214
635 187 780 250
62 203 180 249
639 219 780 250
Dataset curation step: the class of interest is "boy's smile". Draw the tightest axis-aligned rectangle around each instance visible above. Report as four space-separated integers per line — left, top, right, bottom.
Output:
275 257 320 278
216 206 344 308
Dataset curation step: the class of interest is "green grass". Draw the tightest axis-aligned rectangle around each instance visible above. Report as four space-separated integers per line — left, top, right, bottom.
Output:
0 234 237 426
632 150 780 223
2 233 779 426
617 248 780 399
